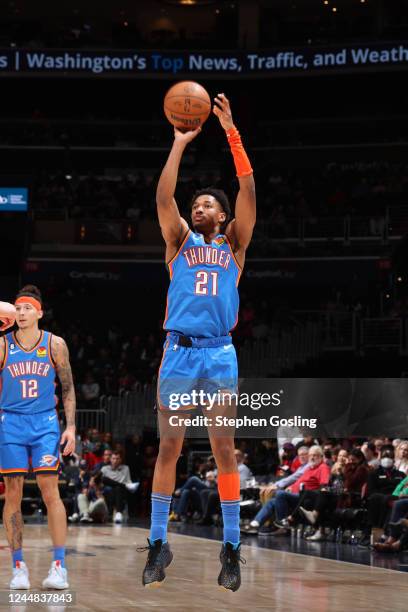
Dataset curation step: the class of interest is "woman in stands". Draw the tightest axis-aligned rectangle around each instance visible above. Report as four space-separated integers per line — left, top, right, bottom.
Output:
299 449 369 541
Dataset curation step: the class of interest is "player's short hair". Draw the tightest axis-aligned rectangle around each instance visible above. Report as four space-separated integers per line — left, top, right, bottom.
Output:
16 284 43 306
190 187 231 231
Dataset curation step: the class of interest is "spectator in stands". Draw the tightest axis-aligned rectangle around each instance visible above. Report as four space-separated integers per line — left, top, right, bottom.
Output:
236 450 254 487
331 448 349 473
273 446 331 530
99 451 139 523
101 432 113 451
360 445 405 546
76 472 109 524
170 461 216 523
395 441 408 475
374 438 385 458
68 459 91 522
249 439 278 476
244 446 310 534
276 443 297 477
374 473 408 552
92 449 112 474
81 371 101 409
361 441 380 468
300 449 369 541
124 434 143 482
197 450 254 527
83 441 104 471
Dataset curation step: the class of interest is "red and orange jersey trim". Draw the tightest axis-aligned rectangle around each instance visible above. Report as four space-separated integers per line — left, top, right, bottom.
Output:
163 295 170 329
224 234 243 272
1 467 28 474
13 330 44 354
33 460 60 472
48 333 56 367
166 229 191 279
224 234 243 287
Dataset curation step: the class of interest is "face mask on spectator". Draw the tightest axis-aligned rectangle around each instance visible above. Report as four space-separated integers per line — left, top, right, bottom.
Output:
380 457 394 469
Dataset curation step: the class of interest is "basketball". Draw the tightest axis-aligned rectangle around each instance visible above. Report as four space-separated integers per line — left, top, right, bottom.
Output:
163 81 211 131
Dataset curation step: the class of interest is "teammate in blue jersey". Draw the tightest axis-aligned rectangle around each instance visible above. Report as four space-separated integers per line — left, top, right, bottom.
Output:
141 94 256 591
0 285 76 590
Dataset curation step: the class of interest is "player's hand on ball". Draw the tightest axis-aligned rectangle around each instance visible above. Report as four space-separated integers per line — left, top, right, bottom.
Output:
174 126 201 144
213 93 234 131
60 427 76 456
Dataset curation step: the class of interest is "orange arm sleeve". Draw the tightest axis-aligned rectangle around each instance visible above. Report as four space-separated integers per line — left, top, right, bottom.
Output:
226 127 253 178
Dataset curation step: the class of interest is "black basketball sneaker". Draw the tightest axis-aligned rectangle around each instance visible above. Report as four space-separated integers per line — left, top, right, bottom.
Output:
218 542 246 592
138 539 173 588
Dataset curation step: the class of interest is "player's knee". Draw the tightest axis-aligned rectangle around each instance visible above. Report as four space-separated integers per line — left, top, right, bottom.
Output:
212 442 236 468
4 476 24 503
157 438 182 463
41 488 60 506
37 481 60 506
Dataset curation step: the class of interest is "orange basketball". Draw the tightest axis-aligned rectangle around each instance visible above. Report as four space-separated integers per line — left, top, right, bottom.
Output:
163 81 211 131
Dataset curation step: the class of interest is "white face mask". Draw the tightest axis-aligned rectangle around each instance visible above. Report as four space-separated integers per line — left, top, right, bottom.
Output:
381 458 394 469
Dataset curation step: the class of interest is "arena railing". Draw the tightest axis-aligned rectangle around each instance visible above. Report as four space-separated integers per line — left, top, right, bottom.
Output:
360 318 405 352
237 322 321 377
293 311 357 351
59 408 108 433
100 387 157 440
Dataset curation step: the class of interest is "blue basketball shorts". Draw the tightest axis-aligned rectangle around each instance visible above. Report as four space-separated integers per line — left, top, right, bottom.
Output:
0 409 61 476
157 332 238 412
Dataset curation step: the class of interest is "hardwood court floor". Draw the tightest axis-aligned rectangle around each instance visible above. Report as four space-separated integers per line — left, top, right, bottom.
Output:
1 525 408 611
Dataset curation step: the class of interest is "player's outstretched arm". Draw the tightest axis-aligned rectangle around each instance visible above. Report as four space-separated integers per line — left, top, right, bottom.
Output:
213 94 256 261
157 127 201 259
52 335 76 456
0 301 16 331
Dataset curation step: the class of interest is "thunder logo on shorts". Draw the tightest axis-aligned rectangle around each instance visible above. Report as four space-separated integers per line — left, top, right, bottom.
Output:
0 330 60 475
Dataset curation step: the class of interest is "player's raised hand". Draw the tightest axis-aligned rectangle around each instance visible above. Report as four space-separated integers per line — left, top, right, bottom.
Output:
173 126 202 145
213 93 234 131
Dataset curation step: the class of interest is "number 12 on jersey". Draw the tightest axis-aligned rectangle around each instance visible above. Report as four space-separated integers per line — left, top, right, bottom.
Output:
195 271 219 296
20 379 39 398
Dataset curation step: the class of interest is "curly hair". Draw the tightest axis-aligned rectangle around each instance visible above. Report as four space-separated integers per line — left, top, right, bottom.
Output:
190 187 231 231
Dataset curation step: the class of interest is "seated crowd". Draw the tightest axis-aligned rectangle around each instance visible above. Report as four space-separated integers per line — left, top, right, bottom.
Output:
3 428 408 555
237 436 408 552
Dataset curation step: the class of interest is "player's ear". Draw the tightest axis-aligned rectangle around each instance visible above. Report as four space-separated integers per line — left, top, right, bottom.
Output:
38 310 44 320
219 211 226 225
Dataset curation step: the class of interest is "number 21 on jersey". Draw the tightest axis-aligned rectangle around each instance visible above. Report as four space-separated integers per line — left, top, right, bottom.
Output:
195 271 219 296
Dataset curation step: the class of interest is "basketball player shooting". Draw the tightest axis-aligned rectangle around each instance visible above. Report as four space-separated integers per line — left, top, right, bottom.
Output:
0 285 76 590
141 93 256 591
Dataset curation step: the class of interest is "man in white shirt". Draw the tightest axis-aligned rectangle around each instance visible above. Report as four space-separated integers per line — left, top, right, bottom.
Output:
235 450 253 489
100 452 139 523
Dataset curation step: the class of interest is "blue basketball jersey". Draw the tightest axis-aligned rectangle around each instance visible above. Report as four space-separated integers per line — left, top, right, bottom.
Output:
0 330 57 414
164 230 241 338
